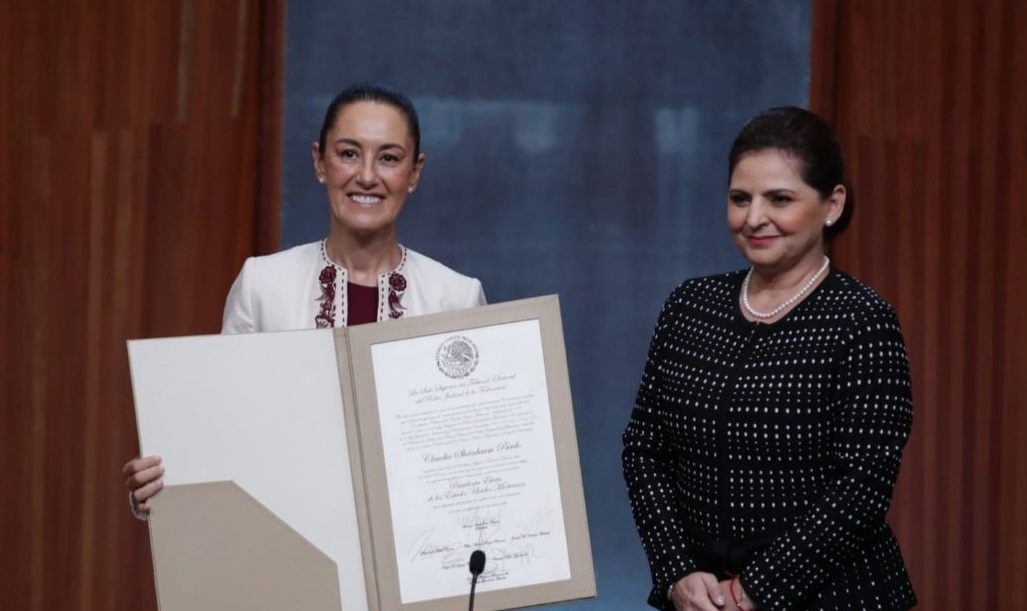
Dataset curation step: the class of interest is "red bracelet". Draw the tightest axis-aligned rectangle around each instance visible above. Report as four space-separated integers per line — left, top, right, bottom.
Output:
730 575 749 610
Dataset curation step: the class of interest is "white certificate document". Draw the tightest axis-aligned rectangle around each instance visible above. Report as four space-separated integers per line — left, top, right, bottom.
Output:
371 319 571 603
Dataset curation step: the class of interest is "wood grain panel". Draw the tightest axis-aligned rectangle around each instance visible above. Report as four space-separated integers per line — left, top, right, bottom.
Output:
811 1 1027 608
0 1 284 609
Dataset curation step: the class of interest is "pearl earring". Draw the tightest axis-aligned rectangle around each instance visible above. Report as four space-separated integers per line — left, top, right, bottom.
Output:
408 186 415 193
825 219 834 226
317 176 325 184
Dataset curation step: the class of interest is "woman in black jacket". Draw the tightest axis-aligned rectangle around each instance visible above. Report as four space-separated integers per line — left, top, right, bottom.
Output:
623 107 916 611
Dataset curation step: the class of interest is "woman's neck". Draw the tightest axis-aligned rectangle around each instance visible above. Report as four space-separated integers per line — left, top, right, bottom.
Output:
324 231 401 286
749 254 826 293
747 252 830 308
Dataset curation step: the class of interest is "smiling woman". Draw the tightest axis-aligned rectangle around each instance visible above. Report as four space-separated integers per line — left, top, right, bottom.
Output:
313 93 424 259
121 82 487 519
623 107 916 611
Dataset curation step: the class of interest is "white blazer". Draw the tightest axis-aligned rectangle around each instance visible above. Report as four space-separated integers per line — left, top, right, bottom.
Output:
221 241 486 333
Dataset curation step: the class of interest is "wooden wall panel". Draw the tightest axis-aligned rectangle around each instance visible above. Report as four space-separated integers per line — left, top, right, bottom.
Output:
0 0 284 609
811 1 1027 608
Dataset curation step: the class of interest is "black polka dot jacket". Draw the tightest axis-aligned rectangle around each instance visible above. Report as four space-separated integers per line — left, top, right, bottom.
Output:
623 269 917 610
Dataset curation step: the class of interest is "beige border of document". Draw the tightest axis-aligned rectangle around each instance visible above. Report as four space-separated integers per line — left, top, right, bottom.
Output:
344 295 596 611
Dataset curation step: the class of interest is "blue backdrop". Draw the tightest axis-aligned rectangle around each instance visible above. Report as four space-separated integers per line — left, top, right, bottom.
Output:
282 2 811 608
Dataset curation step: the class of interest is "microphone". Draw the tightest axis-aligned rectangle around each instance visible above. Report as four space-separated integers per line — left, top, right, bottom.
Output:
468 549 486 611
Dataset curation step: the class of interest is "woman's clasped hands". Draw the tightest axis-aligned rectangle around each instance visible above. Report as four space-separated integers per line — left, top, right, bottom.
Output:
669 572 749 611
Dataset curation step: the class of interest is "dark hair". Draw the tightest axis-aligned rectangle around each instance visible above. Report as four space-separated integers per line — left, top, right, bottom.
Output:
728 106 854 242
317 81 422 161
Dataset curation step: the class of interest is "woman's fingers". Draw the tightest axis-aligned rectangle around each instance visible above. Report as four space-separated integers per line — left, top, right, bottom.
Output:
673 572 725 611
133 477 165 505
123 455 164 490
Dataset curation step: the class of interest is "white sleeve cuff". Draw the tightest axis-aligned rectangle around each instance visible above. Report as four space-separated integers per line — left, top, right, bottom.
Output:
128 491 149 521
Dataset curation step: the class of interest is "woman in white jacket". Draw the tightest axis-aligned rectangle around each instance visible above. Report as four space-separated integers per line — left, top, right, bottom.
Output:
123 82 486 517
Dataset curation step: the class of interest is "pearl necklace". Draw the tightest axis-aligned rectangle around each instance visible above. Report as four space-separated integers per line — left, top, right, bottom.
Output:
741 256 830 320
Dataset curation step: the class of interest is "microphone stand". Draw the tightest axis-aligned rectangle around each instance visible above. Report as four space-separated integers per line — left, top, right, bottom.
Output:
468 571 480 611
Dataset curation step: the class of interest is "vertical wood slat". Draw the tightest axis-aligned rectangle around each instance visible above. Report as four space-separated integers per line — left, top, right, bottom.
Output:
0 1 284 610
810 1 1027 608
999 5 1027 609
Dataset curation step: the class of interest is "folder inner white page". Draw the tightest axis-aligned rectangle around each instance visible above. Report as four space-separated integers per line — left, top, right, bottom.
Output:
128 329 366 611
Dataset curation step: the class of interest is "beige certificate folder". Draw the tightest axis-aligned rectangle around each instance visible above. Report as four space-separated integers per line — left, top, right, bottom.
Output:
148 481 341 611
128 295 596 611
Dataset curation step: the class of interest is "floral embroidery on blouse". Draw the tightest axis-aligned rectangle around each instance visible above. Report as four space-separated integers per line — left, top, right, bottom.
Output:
316 240 408 328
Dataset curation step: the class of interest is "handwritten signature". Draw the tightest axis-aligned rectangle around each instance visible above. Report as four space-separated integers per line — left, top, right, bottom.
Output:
407 505 557 579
